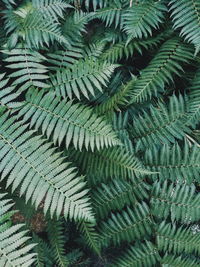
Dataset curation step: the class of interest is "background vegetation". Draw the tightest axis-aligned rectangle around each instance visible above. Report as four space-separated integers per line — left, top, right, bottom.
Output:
0 0 200 266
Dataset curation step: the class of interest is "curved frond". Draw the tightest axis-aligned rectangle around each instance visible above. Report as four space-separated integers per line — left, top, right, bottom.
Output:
151 180 200 222
161 254 200 267
47 219 69 267
129 38 194 103
92 179 149 219
2 47 49 92
49 59 117 99
187 68 200 125
69 147 152 185
0 113 94 222
157 221 200 255
131 95 191 150
99 203 152 247
144 142 200 183
78 221 101 255
0 73 19 109
17 89 120 151
169 0 200 54
32 0 71 20
123 1 167 41
0 192 36 266
111 241 160 267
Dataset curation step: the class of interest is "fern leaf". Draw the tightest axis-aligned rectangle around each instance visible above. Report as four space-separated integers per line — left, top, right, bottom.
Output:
151 180 200 223
49 59 117 99
123 1 167 41
131 95 191 150
144 142 200 183
169 0 200 55
69 146 152 185
78 221 101 255
47 46 84 71
0 73 19 108
0 113 94 222
0 192 36 266
47 219 69 267
2 47 50 92
161 254 200 267
187 68 200 125
99 203 152 247
129 38 194 103
92 179 149 219
157 221 200 255
17 89 120 151
32 0 72 20
111 241 160 267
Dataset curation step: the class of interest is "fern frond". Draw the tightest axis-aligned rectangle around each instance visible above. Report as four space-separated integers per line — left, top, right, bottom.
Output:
157 221 200 255
144 142 200 183
151 180 200 223
47 219 69 267
129 38 194 103
0 113 94 222
92 179 149 219
94 4 123 29
62 11 94 45
2 47 49 92
0 192 36 266
111 241 160 267
123 1 167 41
32 0 72 20
17 89 120 151
169 0 200 55
69 147 152 185
187 68 200 125
99 203 152 247
47 46 83 71
101 32 168 63
32 234 53 267
49 59 117 99
0 73 19 109
161 254 200 267
131 95 191 150
78 221 101 255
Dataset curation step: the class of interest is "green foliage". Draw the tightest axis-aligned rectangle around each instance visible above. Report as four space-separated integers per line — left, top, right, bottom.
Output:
123 0 167 41
0 0 200 265
111 241 160 267
169 0 200 55
144 142 200 183
0 192 36 266
17 89 120 151
151 180 200 222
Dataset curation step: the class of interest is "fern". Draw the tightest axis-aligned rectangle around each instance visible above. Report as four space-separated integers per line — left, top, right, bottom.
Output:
49 59 117 99
169 0 200 54
129 38 194 103
92 179 149 219
157 221 200 255
17 89 120 151
123 1 167 42
151 180 200 222
99 203 152 247
69 146 152 185
2 47 50 91
0 192 36 266
47 219 69 267
161 254 200 267
187 68 200 125
130 95 191 150
0 112 94 222
111 241 160 267
144 142 200 183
